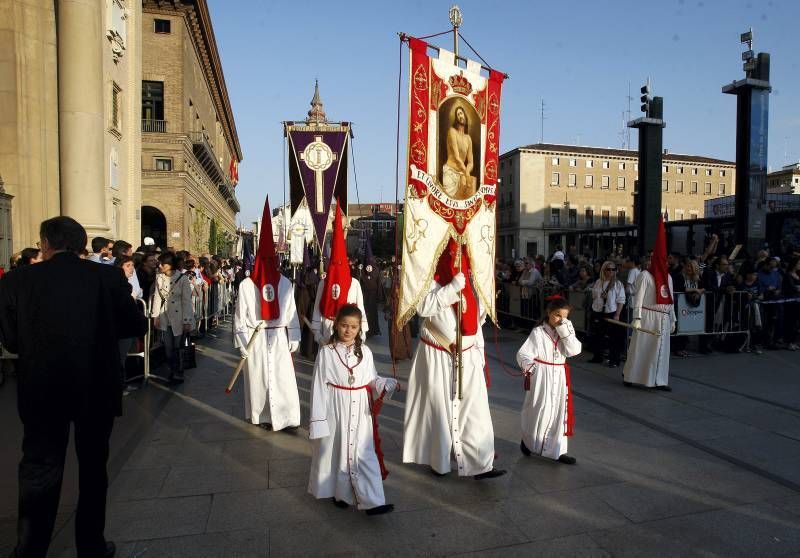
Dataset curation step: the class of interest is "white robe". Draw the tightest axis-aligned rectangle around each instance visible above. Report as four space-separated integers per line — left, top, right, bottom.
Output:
308 343 395 509
516 320 582 460
402 280 494 476
311 277 368 343
233 276 301 430
623 271 676 388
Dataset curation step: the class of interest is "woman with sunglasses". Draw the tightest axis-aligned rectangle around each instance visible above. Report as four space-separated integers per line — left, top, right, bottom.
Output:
588 261 627 367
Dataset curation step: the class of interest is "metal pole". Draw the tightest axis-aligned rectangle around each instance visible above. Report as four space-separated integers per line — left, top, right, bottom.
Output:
454 243 463 400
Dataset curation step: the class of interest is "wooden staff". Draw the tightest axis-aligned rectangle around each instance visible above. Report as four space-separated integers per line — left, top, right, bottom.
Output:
604 317 661 336
225 322 265 394
454 243 464 400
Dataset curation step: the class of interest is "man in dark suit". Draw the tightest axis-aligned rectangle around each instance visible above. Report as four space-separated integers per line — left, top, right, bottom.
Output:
698 255 736 353
0 217 147 558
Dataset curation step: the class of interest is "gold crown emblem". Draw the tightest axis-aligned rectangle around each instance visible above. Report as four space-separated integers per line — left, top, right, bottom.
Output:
448 73 472 96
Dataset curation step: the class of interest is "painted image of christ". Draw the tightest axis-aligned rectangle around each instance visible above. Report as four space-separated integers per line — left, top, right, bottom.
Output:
437 99 480 200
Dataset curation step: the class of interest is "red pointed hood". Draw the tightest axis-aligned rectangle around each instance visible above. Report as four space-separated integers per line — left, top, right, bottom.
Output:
319 200 352 320
250 197 281 320
433 238 478 336
649 217 673 304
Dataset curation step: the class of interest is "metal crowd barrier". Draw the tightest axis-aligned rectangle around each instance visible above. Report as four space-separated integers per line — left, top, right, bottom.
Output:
124 298 152 383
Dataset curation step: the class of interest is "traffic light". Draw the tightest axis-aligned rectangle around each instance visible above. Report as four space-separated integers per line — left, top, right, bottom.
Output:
640 84 651 115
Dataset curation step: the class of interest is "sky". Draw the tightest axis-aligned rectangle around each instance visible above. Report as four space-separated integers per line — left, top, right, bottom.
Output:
207 0 800 225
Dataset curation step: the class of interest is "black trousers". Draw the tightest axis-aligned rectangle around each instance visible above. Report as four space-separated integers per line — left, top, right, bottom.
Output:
16 414 114 558
590 311 624 364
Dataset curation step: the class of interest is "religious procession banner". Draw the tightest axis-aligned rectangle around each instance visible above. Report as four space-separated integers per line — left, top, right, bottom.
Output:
286 124 350 250
398 37 505 327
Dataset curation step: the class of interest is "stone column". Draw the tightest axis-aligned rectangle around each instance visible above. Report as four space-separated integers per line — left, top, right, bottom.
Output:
57 0 109 236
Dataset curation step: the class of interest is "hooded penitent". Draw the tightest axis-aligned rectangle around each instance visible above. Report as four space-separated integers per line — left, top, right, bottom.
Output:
649 217 673 305
249 197 281 320
319 200 352 320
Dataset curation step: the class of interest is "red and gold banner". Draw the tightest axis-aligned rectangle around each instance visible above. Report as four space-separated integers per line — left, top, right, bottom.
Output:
398 38 506 327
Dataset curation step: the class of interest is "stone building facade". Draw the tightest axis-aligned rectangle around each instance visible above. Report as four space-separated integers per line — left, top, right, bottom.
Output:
497 143 736 260
0 0 142 260
140 0 241 254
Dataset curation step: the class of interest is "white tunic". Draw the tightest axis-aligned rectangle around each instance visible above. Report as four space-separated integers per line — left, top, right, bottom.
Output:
402 280 494 476
311 278 368 343
623 271 676 388
516 320 582 460
308 343 395 509
233 276 301 430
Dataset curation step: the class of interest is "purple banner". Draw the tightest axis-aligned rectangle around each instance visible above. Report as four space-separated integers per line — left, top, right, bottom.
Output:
288 130 348 247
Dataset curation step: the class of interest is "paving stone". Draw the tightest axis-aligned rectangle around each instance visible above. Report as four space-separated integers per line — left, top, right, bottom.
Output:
701 431 800 463
588 522 699 557
105 495 211 541
109 467 169 501
187 420 264 443
459 533 611 557
643 502 800 556
122 440 224 470
590 479 724 523
501 488 630 542
159 460 268 497
663 415 763 441
267 457 310 488
129 528 268 557
511 455 629 494
205 487 324 533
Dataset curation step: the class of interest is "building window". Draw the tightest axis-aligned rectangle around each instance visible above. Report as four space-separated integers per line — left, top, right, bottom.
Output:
585 209 594 228
691 181 698 194
617 176 626 190
586 159 594 168
617 210 626 225
690 211 699 219
568 208 577 227
568 173 577 187
704 182 712 195
719 183 726 195
618 162 626 171
677 167 684 174
551 157 559 166
676 210 684 220
154 18 171 34
720 169 726 177
142 80 164 123
569 159 577 167
663 165 668 173
110 82 121 132
676 180 684 193
601 210 610 226
585 175 593 188
602 160 610 169
706 169 712 176
662 179 668 192
692 168 698 175
550 208 560 226
601 175 610 189
155 157 172 171
551 172 560 186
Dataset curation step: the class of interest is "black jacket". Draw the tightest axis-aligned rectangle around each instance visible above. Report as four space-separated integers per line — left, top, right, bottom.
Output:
0 252 147 421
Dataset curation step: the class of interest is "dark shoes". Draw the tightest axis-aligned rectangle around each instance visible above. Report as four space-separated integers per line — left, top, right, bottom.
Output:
366 504 394 515
655 385 673 392
623 381 633 387
430 467 448 477
520 440 532 456
474 468 507 480
331 498 349 509
558 454 577 465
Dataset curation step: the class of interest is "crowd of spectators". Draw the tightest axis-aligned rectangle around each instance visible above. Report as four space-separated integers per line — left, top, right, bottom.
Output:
496 236 800 357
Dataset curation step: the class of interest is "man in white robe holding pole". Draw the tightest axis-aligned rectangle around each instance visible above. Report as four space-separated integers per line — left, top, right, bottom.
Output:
623 218 677 391
403 239 505 479
233 197 301 430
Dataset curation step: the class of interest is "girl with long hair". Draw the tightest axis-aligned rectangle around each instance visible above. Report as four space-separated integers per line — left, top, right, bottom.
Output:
308 304 398 515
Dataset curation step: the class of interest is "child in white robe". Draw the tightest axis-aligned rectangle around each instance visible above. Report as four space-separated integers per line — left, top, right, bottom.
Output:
308 304 398 515
516 296 582 464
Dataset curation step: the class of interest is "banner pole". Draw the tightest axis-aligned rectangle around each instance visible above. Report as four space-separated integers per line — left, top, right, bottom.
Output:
455 242 463 400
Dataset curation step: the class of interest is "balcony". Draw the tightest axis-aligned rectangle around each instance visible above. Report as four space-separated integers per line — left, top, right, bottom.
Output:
189 131 239 213
142 119 167 133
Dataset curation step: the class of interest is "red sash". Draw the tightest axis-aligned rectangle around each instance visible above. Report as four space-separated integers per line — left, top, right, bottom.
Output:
328 383 389 480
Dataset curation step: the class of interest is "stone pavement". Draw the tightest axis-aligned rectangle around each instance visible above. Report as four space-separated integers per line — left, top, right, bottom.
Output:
1 313 800 557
